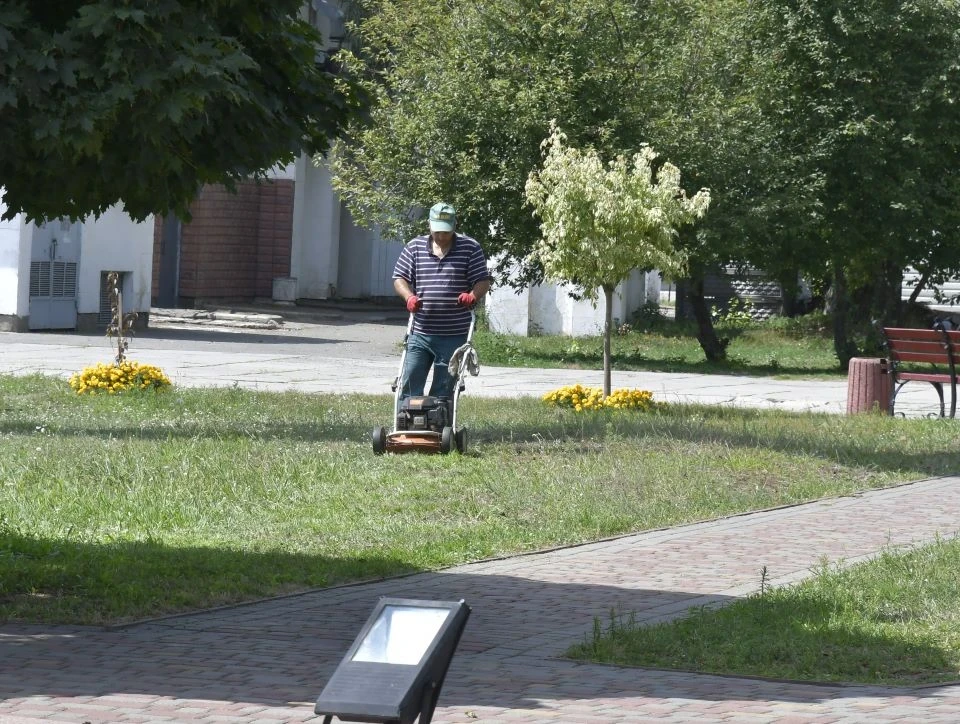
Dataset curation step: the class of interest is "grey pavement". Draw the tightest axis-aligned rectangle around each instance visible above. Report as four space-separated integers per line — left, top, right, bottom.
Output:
2 308 958 723
0 307 943 416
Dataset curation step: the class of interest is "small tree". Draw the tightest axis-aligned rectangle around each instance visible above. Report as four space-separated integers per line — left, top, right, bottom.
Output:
525 124 710 396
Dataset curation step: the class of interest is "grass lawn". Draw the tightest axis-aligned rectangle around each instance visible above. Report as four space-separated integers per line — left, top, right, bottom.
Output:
569 537 960 686
2 373 957 630
475 311 847 377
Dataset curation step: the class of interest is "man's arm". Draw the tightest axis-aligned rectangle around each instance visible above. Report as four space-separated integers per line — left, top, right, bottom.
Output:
470 278 491 302
394 277 415 302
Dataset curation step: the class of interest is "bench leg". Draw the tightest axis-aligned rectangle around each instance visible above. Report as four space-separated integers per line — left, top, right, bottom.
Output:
931 381 945 418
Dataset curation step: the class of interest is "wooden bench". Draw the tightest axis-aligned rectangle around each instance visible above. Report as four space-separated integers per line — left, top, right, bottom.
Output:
881 324 960 418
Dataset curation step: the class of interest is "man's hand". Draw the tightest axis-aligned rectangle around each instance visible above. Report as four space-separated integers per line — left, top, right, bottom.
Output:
406 295 422 313
457 292 477 308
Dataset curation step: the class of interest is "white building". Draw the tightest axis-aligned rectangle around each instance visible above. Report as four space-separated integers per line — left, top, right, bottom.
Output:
0 193 154 332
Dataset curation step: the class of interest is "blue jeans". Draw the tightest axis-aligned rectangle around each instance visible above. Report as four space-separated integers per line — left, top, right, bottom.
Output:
400 333 467 401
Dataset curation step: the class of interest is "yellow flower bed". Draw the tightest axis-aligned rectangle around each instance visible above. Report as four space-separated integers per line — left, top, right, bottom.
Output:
69 360 172 395
543 384 660 412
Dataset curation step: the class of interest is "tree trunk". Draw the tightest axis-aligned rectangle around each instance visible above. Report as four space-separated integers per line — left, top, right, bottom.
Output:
872 259 903 327
907 267 930 307
777 270 800 317
602 284 613 398
686 271 729 362
831 263 859 371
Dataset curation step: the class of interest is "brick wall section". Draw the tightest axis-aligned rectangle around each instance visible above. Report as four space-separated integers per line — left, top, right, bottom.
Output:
152 179 295 304
179 184 259 299
255 180 295 298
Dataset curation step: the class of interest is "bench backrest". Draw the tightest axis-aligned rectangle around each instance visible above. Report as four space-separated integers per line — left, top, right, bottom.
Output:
882 327 960 366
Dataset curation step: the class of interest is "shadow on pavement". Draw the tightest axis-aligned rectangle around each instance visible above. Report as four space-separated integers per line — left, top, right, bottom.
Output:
2 561 951 712
138 326 353 347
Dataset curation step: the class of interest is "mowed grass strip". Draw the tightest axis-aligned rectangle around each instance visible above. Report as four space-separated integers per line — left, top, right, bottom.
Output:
2 374 957 625
569 536 960 686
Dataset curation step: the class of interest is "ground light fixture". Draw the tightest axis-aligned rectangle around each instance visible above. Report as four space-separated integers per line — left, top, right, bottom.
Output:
315 597 471 724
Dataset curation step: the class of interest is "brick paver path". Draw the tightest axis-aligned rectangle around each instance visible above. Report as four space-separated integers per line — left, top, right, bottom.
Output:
3 476 960 723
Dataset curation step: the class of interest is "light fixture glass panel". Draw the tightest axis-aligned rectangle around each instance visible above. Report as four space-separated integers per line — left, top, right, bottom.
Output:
351 605 450 665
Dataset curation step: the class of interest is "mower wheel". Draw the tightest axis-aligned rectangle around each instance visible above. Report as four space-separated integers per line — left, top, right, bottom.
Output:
440 426 453 454
372 426 387 455
455 427 467 454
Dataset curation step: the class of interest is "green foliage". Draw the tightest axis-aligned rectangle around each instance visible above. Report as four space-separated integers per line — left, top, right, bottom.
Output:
524 124 709 393
331 0 691 280
0 0 365 222
629 301 670 332
754 0 960 352
525 123 710 299
711 297 758 330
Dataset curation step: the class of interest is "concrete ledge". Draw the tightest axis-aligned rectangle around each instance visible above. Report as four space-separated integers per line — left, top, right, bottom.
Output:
0 314 28 332
76 313 149 334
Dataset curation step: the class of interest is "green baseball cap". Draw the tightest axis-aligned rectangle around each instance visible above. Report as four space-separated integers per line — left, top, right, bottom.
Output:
428 202 457 232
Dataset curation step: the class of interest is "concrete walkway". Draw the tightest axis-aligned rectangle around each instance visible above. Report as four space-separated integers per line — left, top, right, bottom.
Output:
2 313 958 722
0 314 944 415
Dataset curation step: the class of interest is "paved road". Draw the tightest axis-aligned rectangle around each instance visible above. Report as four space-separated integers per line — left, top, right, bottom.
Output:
0 314 944 415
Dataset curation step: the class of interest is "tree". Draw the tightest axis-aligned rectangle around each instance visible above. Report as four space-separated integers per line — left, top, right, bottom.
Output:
525 125 710 396
331 0 689 283
754 0 960 367
332 0 802 362
0 0 365 222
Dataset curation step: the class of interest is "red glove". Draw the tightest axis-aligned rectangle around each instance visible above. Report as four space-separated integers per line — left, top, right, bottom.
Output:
457 292 477 308
406 295 422 313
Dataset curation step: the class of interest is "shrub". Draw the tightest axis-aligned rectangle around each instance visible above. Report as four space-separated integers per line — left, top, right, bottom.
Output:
69 361 171 395
543 384 661 412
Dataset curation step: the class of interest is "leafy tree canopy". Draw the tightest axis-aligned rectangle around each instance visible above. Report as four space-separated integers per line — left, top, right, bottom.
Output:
751 0 960 362
0 0 365 222
525 123 709 394
760 0 960 299
331 0 690 283
526 123 709 299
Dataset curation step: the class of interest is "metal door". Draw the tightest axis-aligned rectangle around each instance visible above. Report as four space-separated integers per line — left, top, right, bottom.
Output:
29 218 81 330
371 235 404 298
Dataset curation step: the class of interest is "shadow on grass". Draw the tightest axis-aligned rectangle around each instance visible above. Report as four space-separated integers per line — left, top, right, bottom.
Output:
1 532 954 713
0 529 419 626
0 418 374 443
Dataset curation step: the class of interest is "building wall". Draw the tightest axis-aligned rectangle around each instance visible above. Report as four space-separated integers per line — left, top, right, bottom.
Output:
155 180 295 304
255 181 295 298
2 192 151 332
0 197 25 319
291 155 340 299
78 206 154 317
486 259 660 337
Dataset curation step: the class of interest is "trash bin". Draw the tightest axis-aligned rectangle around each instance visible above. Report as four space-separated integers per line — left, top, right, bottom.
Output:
846 357 892 415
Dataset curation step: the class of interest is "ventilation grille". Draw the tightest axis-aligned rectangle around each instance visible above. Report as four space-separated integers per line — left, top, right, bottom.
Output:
99 271 115 324
52 262 77 297
30 261 78 299
29 262 51 297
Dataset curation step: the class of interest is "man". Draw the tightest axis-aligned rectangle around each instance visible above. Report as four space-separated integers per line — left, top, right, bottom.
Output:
393 202 491 401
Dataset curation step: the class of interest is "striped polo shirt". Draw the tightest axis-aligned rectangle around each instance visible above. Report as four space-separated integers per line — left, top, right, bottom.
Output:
393 233 490 335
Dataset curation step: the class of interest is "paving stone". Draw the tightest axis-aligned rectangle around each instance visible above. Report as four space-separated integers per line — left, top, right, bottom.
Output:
4 478 960 722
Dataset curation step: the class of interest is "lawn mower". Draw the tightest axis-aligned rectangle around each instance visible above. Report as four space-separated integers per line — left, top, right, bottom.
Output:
372 310 478 455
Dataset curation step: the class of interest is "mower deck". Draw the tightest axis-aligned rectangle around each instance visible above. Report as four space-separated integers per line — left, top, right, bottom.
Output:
384 431 442 454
